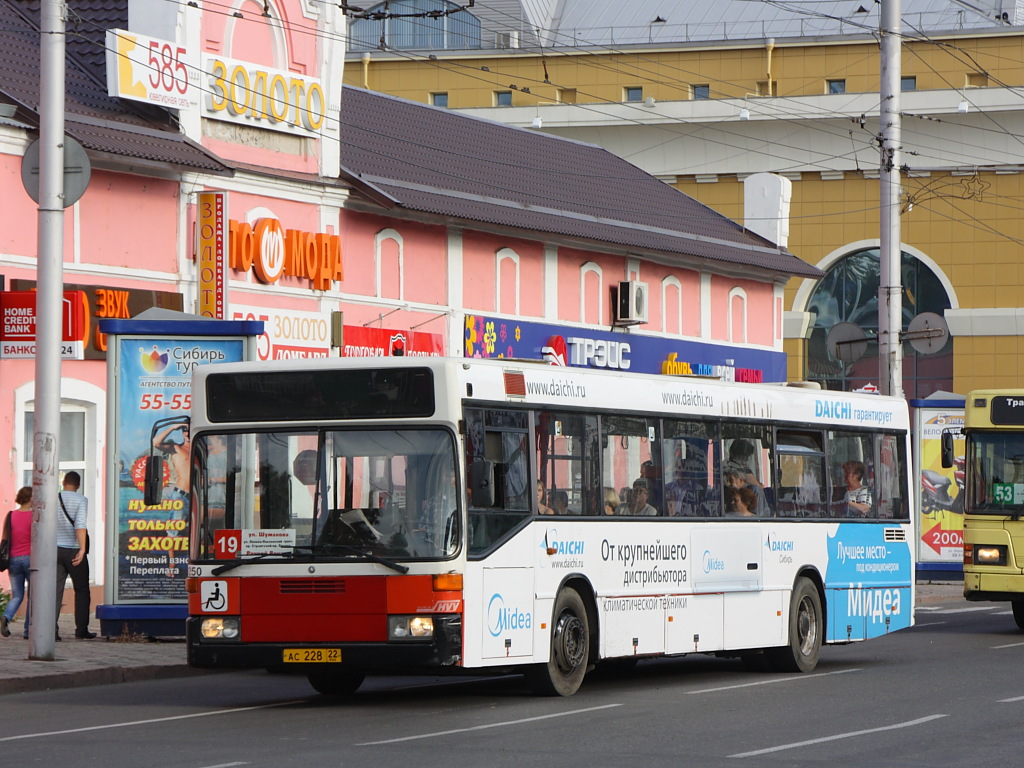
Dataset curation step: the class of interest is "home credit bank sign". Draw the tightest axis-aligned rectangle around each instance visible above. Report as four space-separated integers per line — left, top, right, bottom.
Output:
0 291 88 359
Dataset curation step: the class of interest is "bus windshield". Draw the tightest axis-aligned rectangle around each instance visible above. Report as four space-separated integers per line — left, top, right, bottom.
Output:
966 431 1024 515
192 428 460 561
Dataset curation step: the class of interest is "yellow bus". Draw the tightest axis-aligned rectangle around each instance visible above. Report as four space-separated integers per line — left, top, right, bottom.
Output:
949 389 1024 628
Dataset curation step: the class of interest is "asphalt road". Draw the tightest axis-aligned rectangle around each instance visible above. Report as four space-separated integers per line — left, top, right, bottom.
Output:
1 593 1019 768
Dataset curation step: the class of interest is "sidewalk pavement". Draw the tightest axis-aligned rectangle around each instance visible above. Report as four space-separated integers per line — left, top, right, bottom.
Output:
0 581 967 697
0 611 203 696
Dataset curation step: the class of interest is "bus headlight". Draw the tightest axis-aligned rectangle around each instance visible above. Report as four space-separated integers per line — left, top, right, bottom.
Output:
974 545 1007 566
200 617 240 640
388 615 434 641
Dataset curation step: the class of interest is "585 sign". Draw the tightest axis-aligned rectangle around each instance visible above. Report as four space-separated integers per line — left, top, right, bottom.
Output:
105 29 199 111
139 393 192 411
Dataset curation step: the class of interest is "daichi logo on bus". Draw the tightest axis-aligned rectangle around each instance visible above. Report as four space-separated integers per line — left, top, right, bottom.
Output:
815 399 852 419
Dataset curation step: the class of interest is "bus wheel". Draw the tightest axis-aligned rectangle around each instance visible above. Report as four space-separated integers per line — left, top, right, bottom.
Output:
307 671 365 696
525 587 589 696
1012 599 1024 630
767 577 822 673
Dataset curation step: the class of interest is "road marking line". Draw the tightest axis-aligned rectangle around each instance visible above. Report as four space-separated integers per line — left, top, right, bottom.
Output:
686 668 859 695
912 621 948 627
355 703 623 745
0 701 304 743
925 606 994 614
992 641 1024 649
728 714 948 758
198 764 249 768
999 695 1024 702
914 606 942 612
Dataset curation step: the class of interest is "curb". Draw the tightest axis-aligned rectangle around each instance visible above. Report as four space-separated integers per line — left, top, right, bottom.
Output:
0 664 209 696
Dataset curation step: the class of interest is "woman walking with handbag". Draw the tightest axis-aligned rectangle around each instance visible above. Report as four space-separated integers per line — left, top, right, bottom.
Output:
1 487 33 638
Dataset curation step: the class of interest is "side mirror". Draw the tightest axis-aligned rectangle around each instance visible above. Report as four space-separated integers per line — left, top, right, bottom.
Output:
940 431 954 469
144 455 165 506
469 459 495 507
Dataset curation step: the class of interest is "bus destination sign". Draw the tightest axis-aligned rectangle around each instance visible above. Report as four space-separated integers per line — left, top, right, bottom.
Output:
991 396 1024 426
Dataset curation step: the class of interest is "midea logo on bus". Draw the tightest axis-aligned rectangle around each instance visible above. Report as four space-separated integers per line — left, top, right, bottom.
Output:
702 549 725 574
487 593 532 637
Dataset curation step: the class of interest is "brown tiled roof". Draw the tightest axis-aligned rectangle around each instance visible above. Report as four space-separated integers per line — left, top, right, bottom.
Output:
340 86 820 278
0 0 230 175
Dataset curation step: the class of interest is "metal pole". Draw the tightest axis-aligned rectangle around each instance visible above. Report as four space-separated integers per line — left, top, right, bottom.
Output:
879 0 904 398
29 0 67 661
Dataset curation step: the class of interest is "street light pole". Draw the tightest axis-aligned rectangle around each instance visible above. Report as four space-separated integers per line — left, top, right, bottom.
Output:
878 0 904 398
29 0 67 661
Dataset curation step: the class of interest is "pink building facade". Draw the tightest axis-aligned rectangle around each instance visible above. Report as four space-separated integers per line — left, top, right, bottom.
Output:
0 0 815 597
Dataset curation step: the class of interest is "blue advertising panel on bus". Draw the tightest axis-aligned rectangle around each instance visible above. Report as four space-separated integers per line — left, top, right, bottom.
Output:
824 523 913 641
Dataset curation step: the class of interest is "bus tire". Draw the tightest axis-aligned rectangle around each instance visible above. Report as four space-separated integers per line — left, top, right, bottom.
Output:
766 577 822 673
1012 599 1024 630
307 670 365 697
525 587 589 696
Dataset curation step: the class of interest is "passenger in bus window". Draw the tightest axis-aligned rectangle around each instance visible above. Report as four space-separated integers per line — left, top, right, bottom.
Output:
725 440 761 488
665 459 700 516
551 490 569 515
842 461 872 517
537 480 555 515
726 484 757 517
603 487 619 515
617 478 657 516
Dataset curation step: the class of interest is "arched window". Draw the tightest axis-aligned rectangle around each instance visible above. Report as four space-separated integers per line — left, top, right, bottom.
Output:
350 1 481 51
806 248 952 397
728 287 747 343
496 247 520 315
374 228 403 300
580 262 603 325
661 276 683 335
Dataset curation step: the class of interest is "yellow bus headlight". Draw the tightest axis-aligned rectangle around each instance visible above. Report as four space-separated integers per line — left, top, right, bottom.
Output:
974 545 1007 566
200 617 240 640
388 615 434 641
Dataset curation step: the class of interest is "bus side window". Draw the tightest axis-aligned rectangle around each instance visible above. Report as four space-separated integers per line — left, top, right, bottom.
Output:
536 410 598 516
662 421 721 517
776 430 827 518
465 408 532 555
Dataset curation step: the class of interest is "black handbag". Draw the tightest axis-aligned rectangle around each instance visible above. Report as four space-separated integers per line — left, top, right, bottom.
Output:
58 494 90 555
0 514 11 571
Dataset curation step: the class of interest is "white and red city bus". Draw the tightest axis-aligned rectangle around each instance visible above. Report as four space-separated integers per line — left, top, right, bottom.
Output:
174 357 915 696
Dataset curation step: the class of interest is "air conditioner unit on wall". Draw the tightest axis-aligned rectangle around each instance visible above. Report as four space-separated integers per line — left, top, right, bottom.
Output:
616 280 648 325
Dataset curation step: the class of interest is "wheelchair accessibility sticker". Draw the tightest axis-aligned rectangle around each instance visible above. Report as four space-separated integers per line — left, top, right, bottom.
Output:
200 580 229 612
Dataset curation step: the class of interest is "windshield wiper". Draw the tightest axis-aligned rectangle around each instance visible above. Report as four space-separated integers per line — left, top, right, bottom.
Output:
296 543 409 574
210 546 306 575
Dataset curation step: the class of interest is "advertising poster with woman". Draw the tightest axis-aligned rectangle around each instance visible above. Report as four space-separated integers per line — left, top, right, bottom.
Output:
914 401 965 570
114 336 245 601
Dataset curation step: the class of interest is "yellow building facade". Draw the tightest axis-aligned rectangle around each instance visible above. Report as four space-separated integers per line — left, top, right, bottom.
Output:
345 17 1024 397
